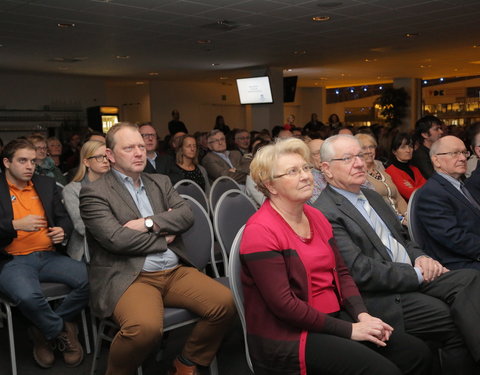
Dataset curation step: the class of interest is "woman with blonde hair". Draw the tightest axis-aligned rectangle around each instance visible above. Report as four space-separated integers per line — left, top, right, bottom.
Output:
240 137 430 375
62 140 110 260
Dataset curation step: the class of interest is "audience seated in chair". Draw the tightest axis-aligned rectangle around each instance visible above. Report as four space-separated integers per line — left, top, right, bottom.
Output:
416 135 480 271
313 134 480 374
80 123 235 375
411 115 444 179
0 138 88 369
62 140 110 261
138 123 183 185
240 138 432 375
201 130 250 185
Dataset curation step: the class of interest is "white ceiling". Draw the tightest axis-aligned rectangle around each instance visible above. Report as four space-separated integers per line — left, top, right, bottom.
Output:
1 0 479 87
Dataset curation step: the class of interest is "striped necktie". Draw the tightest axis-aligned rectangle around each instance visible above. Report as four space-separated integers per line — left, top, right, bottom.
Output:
358 194 411 265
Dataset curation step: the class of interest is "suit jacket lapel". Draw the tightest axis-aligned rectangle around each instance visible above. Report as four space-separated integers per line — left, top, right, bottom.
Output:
31 176 54 225
326 186 392 261
0 176 13 220
106 172 141 217
142 174 164 213
434 174 480 218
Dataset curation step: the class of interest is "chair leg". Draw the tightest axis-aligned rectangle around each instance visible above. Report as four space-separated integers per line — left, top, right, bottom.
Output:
81 309 91 354
209 356 218 375
4 303 17 375
90 319 106 375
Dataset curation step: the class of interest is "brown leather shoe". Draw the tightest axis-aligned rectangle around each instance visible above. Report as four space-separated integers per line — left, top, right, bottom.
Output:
28 326 55 368
56 321 84 367
168 357 199 375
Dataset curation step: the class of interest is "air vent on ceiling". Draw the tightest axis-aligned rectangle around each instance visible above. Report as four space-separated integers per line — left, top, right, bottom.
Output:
201 20 239 31
50 57 88 63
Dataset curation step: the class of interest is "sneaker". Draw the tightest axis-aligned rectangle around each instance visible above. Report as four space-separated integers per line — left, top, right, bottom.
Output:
168 357 199 375
56 321 84 367
28 326 55 368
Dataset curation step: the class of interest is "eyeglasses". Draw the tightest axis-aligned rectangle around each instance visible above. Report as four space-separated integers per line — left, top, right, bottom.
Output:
236 136 251 141
208 138 226 145
330 153 366 164
435 151 470 158
273 164 313 179
35 146 47 151
87 155 108 162
141 133 156 139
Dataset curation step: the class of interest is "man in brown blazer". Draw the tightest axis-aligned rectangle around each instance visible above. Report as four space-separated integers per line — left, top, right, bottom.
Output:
80 123 235 375
201 129 250 184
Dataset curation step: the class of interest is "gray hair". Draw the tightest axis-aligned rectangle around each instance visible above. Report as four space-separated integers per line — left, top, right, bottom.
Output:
321 134 361 162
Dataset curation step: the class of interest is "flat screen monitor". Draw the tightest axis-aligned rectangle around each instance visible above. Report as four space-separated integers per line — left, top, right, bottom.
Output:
236 76 273 104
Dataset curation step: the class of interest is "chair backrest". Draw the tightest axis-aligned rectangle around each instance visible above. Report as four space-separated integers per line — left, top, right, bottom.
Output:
209 176 241 214
180 195 215 271
228 225 254 373
174 179 210 216
406 188 423 247
214 189 257 276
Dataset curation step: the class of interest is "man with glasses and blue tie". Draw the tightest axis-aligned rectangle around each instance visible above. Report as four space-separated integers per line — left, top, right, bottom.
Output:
201 129 250 185
313 134 480 375
416 135 480 271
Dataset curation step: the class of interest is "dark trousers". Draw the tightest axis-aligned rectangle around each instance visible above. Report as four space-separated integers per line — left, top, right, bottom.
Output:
305 311 432 375
403 268 480 374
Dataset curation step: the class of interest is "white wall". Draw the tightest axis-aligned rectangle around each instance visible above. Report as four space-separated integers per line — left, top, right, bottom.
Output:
149 80 246 138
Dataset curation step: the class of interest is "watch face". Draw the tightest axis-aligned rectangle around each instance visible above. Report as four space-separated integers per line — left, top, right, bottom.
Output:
145 218 154 229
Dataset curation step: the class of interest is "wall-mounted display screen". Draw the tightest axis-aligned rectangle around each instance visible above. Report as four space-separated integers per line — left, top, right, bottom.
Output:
236 76 273 104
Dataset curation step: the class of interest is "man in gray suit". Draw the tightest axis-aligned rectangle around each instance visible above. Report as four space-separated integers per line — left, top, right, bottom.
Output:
313 134 480 374
201 129 250 184
80 123 235 375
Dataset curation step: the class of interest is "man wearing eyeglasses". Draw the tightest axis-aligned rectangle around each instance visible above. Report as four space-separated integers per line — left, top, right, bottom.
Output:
232 129 251 155
201 129 250 184
313 134 480 374
415 136 480 271
138 123 182 184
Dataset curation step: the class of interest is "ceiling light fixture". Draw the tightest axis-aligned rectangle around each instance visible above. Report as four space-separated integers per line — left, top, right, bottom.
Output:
287 68 293 72
293 50 307 55
136 81 144 85
211 63 220 66
57 23 75 28
197 39 212 44
312 16 331 22
219 76 229 80
116 55 130 59
149 72 159 76
405 32 419 38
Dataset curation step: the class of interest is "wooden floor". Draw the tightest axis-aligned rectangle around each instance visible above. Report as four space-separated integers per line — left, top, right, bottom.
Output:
0 312 252 375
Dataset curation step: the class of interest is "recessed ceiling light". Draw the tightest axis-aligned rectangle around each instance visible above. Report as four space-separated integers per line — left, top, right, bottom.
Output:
136 81 144 85
149 72 159 76
197 39 212 44
219 76 229 80
405 32 419 38
364 58 377 63
287 68 293 72
57 23 75 28
469 61 480 65
0 44 3 47
312 16 330 22
116 55 130 59
211 63 220 66
293 50 307 55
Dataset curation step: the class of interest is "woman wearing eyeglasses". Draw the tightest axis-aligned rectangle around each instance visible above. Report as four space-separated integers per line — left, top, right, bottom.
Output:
356 133 408 224
240 138 430 375
386 133 427 201
62 140 110 260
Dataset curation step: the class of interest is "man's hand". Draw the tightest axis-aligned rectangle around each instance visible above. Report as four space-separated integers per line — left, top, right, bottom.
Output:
47 227 65 244
12 215 47 232
415 255 448 282
123 218 148 232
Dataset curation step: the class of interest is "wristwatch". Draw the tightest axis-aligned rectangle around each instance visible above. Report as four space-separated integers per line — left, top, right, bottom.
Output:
144 217 154 232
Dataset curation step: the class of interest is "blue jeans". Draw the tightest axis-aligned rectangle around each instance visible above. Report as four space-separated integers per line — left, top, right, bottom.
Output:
0 251 89 340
